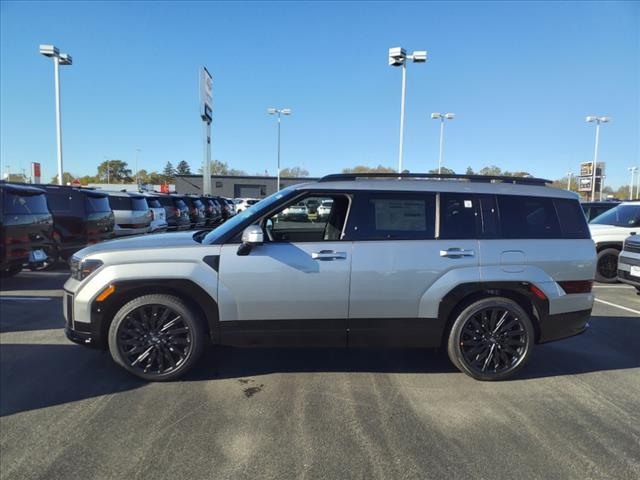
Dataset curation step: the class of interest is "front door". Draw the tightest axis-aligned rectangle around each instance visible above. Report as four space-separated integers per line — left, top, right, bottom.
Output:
217 194 352 346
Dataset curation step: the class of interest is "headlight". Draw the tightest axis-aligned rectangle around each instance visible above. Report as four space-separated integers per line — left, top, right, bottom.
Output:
70 257 103 281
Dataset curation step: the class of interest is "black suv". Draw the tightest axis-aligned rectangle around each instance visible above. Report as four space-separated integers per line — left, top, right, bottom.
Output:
42 185 115 261
153 194 191 231
181 195 206 229
200 196 222 227
0 183 54 276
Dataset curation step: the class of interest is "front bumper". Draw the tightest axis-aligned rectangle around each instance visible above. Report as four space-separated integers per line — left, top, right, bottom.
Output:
63 290 103 348
618 254 640 287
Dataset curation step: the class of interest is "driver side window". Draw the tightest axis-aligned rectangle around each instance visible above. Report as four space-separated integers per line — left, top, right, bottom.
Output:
264 195 350 243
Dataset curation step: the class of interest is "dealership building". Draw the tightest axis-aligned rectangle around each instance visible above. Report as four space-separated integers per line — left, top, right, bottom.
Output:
175 174 319 198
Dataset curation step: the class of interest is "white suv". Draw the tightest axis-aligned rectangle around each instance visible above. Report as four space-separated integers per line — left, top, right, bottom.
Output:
63 173 596 382
589 201 640 282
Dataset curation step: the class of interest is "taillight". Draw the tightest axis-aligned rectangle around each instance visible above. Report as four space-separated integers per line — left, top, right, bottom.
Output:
4 235 29 244
558 280 593 294
150 209 155 221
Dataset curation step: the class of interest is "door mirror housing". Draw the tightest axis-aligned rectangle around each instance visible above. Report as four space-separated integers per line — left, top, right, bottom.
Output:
238 225 263 256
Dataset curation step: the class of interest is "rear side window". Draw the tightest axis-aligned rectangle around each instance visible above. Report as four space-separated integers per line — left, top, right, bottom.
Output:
497 195 561 239
46 192 74 212
439 193 479 239
3 192 49 215
192 199 204 209
554 199 590 239
131 198 149 211
85 195 110 213
349 192 436 240
108 196 132 210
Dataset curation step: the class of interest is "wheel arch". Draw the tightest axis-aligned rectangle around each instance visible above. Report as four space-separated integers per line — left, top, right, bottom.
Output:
595 241 622 252
437 282 546 347
91 279 219 349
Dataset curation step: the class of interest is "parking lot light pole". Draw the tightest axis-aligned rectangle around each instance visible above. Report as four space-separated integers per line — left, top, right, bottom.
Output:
629 166 638 200
389 47 427 173
566 172 573 190
267 108 291 191
585 115 610 202
431 113 455 174
40 45 72 186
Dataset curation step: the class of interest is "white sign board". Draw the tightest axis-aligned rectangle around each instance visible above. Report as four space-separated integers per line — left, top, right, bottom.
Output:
200 66 213 123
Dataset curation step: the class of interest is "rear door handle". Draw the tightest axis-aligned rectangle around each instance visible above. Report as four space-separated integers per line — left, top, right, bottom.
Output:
312 250 347 261
440 248 475 258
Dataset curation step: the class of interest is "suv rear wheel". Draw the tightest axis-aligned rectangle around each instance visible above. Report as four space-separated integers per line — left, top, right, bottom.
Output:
595 248 620 283
447 297 534 381
108 294 206 381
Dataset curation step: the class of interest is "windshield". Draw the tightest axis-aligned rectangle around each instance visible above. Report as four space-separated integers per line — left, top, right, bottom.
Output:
590 204 640 227
202 188 296 244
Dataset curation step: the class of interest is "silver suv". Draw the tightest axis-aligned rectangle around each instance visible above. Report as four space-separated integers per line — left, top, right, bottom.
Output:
63 173 596 382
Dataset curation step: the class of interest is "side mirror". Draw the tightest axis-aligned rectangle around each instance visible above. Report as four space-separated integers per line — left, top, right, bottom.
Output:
238 225 263 256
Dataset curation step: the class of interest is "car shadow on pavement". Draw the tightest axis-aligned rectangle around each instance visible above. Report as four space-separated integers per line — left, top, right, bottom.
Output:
0 299 64 333
2 316 638 416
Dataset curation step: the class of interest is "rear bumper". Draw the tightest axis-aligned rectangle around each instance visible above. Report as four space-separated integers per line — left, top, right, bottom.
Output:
538 308 592 343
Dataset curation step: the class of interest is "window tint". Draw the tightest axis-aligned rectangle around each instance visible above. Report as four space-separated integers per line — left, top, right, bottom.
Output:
131 197 149 211
156 196 172 207
439 193 478 239
108 196 132 210
46 192 73 212
497 195 561 238
146 198 162 208
350 193 436 240
479 195 499 237
554 199 590 239
3 192 49 215
85 195 110 213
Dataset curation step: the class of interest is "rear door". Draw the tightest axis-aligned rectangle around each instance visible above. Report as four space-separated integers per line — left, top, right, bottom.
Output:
346 191 480 347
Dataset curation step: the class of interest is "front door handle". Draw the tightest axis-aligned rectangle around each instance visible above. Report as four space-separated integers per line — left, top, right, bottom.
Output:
312 250 347 261
440 248 475 258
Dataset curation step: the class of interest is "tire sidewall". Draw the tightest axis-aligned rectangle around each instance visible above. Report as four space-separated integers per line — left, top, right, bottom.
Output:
447 297 535 381
108 294 205 381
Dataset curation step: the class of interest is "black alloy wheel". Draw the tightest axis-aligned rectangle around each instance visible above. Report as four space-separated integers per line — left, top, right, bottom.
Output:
595 248 620 283
108 294 205 381
448 297 534 381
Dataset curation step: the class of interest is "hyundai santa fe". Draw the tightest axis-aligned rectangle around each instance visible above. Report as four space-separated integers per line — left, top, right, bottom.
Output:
63 173 596 382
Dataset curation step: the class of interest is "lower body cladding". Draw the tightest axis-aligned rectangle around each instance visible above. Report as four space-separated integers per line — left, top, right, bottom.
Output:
618 253 640 288
62 283 592 350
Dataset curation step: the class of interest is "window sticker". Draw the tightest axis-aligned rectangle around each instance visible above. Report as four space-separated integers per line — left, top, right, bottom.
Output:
464 200 473 208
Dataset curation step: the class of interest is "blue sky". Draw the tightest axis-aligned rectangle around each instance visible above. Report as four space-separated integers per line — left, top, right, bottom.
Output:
1 1 638 187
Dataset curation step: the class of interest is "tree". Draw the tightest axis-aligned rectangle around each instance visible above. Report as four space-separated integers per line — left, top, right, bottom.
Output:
198 159 247 176
478 165 503 176
176 160 191 175
342 165 396 174
161 161 176 182
97 160 132 183
50 172 75 184
465 166 475 175
78 175 98 185
280 166 309 178
428 167 455 174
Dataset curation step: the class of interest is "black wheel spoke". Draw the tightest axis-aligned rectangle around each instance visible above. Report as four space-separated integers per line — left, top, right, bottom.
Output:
118 304 192 376
459 306 528 376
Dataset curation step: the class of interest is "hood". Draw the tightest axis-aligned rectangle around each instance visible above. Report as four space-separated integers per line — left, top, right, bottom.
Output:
589 223 633 238
74 231 198 258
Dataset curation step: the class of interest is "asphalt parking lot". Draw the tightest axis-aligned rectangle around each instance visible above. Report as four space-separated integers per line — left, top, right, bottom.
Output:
1 271 639 480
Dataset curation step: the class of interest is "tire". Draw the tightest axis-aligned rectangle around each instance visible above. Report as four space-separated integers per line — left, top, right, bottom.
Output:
595 248 620 283
0 265 22 277
447 297 535 381
108 294 206 381
636 287 640 295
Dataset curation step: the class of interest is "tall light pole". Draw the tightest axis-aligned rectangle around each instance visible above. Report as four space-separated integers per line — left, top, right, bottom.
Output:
40 45 72 186
585 115 611 202
431 113 455 174
389 47 427 173
567 171 573 190
135 149 141 187
267 107 292 191
629 166 638 200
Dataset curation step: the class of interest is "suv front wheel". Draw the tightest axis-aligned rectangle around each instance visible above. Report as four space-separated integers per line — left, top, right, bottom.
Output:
595 248 620 283
447 297 534 381
108 294 206 381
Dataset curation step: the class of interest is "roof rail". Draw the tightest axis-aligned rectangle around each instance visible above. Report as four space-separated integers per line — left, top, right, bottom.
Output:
318 172 552 186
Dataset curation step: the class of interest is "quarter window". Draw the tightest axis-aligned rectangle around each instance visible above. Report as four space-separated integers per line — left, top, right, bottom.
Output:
553 199 590 239
497 195 561 239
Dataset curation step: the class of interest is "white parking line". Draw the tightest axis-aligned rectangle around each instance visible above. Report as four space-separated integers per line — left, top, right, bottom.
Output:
594 298 640 315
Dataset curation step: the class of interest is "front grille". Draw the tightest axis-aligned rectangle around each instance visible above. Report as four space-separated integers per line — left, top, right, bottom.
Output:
623 240 640 254
618 270 639 281
65 293 74 328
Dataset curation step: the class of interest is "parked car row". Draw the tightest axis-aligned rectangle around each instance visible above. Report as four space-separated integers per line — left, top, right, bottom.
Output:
0 181 237 276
